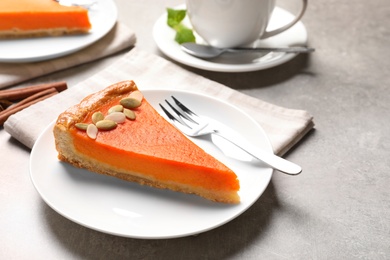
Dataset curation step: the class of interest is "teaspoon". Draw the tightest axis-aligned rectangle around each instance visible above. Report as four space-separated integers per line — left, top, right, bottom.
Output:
181 43 315 59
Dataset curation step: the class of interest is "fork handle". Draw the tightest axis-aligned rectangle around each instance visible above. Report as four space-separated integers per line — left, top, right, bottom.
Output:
213 131 302 175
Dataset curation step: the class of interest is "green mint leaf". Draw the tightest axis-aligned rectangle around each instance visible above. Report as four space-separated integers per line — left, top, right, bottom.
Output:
175 25 196 44
167 8 187 28
167 8 196 44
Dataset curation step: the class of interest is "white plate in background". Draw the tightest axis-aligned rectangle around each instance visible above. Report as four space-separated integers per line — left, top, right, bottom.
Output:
0 0 117 63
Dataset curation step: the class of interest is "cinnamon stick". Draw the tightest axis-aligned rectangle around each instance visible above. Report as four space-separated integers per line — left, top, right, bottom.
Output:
11 88 58 109
0 99 13 111
0 81 67 101
0 89 58 126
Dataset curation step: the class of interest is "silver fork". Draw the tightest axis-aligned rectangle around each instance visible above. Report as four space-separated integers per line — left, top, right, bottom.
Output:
159 96 302 175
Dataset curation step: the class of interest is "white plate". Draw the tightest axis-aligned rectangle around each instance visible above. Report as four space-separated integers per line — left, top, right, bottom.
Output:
30 89 273 239
0 0 117 63
153 5 308 72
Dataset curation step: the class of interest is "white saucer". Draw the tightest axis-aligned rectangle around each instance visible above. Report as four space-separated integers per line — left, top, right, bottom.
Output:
153 5 308 72
30 89 273 239
0 0 117 63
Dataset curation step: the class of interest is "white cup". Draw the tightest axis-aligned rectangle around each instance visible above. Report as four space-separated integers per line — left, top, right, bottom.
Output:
186 0 308 48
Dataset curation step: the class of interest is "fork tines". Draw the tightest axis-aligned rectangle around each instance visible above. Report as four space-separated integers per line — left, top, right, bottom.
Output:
171 96 198 117
159 96 199 128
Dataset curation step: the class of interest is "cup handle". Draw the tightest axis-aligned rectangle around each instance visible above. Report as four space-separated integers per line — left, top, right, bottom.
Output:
261 0 308 39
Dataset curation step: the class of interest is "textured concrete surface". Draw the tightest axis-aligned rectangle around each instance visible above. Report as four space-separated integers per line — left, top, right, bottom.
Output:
1 0 389 259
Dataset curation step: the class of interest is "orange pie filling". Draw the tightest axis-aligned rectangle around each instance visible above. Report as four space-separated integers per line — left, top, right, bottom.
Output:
71 97 239 193
0 0 91 38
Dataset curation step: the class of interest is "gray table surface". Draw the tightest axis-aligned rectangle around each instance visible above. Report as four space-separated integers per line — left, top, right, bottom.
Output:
1 0 389 259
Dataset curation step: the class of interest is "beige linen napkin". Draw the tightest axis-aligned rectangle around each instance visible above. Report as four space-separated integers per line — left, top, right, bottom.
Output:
4 47 314 155
0 22 136 89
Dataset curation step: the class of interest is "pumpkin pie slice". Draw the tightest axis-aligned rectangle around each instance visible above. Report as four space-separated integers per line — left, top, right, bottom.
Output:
53 80 240 203
0 0 91 38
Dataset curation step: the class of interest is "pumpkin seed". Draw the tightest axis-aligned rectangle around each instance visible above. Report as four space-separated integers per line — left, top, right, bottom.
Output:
108 105 123 114
105 112 126 123
92 111 104 124
120 97 141 109
87 124 98 139
75 123 89 130
96 119 117 130
129 90 143 103
123 108 136 120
